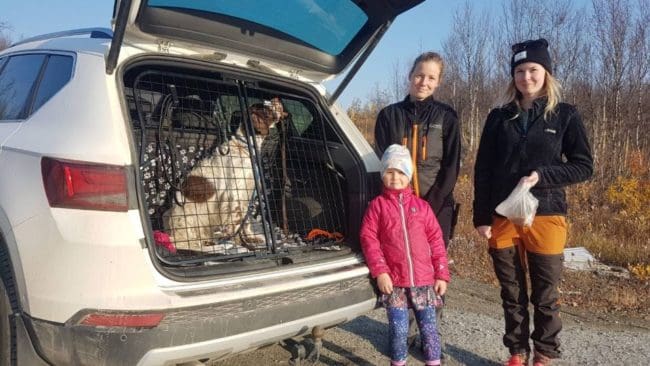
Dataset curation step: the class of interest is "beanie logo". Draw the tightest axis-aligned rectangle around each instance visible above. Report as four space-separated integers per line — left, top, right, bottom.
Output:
514 51 527 62
544 128 557 134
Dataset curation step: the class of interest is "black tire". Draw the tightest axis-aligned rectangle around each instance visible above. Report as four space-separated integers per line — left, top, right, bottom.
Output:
0 278 13 366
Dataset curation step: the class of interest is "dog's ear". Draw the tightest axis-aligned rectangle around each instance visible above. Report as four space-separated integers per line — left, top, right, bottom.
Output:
249 104 274 135
250 111 267 136
181 175 216 202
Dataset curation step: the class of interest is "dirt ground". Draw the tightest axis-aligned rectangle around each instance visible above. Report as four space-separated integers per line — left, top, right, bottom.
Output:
204 228 650 365
208 276 649 366
206 247 650 366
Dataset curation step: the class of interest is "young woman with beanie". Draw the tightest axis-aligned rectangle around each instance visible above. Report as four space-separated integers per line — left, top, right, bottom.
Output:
360 144 450 366
473 39 593 366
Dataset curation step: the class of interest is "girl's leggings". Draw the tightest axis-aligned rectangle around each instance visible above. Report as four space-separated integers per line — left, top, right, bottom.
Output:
387 305 441 366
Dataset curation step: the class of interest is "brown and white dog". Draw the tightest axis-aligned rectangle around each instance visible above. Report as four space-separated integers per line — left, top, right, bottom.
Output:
163 98 285 252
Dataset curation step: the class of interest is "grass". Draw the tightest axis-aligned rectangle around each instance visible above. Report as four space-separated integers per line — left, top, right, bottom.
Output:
452 173 650 272
567 180 650 275
448 172 650 316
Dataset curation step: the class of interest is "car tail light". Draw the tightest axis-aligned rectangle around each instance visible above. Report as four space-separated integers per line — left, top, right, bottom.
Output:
80 313 165 328
41 157 129 211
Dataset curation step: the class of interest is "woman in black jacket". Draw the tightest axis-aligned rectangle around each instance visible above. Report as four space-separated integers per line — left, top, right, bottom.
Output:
473 39 593 366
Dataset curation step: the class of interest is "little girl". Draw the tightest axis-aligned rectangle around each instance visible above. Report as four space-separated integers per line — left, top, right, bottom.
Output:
360 144 450 366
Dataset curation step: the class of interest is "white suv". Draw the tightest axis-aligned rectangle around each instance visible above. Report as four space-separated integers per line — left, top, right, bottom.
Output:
0 0 422 365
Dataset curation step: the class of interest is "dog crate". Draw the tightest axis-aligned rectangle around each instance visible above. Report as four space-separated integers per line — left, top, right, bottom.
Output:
124 64 352 266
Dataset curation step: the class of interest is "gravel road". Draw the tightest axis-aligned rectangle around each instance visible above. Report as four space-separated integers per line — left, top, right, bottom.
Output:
212 277 650 365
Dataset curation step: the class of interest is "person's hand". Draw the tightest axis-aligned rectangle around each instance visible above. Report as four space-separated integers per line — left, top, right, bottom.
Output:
376 273 393 295
476 225 492 239
434 279 447 296
519 170 539 187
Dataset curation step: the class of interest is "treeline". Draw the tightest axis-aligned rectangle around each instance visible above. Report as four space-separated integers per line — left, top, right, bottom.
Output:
0 21 11 50
348 0 649 270
351 0 649 179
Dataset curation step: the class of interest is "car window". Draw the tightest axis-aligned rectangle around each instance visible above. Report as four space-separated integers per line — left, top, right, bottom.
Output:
30 55 74 113
147 0 367 55
232 92 340 143
0 54 46 120
283 99 313 136
281 98 340 143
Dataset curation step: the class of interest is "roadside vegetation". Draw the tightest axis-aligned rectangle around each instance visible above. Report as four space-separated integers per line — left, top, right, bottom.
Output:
0 21 11 51
348 0 649 316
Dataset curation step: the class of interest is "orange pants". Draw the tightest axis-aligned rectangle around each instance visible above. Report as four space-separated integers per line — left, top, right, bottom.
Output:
488 215 567 255
488 215 568 358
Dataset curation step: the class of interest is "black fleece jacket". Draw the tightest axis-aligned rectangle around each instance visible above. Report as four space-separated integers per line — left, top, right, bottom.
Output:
375 96 460 213
473 99 593 227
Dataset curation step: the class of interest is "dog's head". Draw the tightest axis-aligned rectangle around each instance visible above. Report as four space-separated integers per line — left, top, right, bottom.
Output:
249 97 287 136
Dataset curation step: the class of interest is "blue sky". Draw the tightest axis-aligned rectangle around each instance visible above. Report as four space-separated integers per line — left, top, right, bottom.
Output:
2 0 487 108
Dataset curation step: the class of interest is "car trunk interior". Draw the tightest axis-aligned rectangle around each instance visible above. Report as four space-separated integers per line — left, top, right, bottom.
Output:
122 61 365 274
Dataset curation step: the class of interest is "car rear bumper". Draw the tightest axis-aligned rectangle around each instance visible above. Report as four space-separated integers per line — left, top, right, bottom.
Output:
23 275 376 365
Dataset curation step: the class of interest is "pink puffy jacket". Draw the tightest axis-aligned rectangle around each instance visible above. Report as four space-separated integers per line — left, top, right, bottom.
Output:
360 187 450 287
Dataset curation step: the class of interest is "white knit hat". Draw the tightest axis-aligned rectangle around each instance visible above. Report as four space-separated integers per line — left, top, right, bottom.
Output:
380 144 413 181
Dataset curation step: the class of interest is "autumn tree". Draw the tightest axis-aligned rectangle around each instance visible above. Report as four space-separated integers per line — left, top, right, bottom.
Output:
441 1 494 152
388 59 409 103
590 0 649 177
346 0 648 184
0 21 11 51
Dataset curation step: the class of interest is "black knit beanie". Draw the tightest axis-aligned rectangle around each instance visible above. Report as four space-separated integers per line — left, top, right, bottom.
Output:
510 38 552 76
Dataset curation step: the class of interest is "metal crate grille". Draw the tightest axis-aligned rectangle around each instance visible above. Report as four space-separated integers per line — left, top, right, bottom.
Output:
126 68 347 264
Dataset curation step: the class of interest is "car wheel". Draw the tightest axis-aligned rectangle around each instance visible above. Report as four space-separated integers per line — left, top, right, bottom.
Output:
0 279 13 366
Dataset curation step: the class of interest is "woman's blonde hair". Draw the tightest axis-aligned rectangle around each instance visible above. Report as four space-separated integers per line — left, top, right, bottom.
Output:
503 70 562 120
409 52 445 81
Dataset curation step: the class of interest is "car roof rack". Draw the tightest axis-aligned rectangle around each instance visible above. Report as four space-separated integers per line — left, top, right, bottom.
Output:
11 28 113 47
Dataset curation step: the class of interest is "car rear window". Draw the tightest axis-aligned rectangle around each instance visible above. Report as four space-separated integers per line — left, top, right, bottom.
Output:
0 54 46 120
146 0 368 55
0 53 74 121
30 55 74 113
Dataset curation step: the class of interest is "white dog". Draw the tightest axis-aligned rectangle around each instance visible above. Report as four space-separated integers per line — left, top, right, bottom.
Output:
164 98 285 252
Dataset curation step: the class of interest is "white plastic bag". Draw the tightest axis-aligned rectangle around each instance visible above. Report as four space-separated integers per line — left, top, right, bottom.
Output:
495 180 539 227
